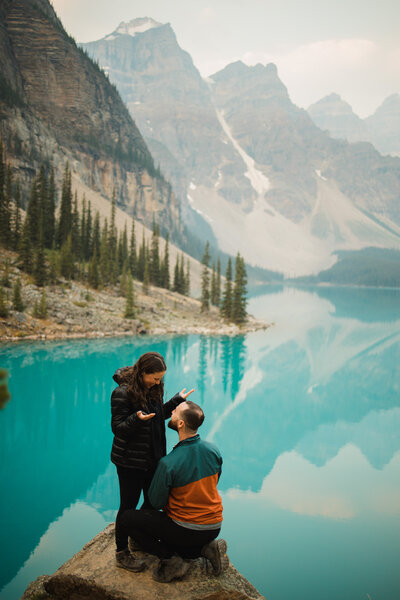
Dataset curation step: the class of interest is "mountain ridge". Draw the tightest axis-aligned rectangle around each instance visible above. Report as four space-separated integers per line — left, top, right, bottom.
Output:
82 21 400 277
308 92 400 156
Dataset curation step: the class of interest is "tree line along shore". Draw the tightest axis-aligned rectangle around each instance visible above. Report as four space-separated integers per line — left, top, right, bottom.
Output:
0 142 263 340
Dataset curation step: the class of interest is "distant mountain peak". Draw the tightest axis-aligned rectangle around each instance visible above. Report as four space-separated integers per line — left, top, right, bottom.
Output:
308 93 356 116
108 17 164 39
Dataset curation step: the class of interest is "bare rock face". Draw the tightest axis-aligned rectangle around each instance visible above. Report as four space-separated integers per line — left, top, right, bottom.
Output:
0 0 181 234
21 524 265 600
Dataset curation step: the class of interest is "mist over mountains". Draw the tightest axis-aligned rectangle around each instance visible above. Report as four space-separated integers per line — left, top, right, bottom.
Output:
82 18 400 278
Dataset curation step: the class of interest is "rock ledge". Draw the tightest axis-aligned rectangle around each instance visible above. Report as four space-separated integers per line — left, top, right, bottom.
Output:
21 524 266 600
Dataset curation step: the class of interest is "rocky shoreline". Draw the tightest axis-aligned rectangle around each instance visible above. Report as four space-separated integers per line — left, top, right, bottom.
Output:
0 256 269 343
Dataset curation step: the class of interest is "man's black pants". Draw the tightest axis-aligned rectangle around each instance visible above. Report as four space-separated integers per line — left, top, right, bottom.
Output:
118 508 220 559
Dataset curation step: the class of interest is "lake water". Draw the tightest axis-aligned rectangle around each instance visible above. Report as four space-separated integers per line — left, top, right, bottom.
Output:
0 285 399 600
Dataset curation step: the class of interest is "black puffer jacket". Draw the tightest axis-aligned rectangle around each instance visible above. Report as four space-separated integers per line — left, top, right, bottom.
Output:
110 368 183 471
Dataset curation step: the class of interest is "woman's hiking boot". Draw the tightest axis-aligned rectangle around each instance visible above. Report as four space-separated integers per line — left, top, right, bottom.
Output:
201 538 229 576
152 554 189 583
115 548 147 572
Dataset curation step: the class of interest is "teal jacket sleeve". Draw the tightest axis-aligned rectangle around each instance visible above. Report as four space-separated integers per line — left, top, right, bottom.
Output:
148 458 172 509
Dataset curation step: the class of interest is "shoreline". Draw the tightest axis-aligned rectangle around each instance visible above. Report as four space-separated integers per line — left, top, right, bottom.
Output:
0 278 269 344
0 317 269 343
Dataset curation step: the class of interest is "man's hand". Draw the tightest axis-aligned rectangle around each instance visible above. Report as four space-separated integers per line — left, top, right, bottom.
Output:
137 410 156 420
179 388 195 399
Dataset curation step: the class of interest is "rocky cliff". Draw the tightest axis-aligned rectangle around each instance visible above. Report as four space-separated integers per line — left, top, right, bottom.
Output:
82 21 400 277
0 1 180 235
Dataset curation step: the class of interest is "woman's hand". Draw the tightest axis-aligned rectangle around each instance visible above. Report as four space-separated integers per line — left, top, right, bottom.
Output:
137 410 156 421
179 388 195 400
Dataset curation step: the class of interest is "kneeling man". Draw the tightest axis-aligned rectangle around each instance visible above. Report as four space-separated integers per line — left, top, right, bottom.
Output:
115 400 229 582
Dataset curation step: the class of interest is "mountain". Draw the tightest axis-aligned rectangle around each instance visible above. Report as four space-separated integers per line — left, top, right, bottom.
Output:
83 19 400 278
81 19 250 236
308 93 400 157
365 94 400 157
308 93 368 143
0 1 180 235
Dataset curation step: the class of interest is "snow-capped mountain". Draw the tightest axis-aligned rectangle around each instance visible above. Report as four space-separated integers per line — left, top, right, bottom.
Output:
82 21 400 277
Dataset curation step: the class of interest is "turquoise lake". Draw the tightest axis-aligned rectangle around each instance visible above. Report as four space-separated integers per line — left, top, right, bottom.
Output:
0 285 399 600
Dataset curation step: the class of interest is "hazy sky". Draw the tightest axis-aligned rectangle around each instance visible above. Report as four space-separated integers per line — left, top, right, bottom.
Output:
51 0 399 117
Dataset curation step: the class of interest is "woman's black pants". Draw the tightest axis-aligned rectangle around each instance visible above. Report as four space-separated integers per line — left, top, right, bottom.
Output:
115 465 154 551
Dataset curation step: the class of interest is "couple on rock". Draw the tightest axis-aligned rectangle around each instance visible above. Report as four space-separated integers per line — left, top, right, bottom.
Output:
110 351 229 583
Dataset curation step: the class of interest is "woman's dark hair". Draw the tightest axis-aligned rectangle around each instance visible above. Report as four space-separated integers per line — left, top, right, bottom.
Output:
118 352 167 408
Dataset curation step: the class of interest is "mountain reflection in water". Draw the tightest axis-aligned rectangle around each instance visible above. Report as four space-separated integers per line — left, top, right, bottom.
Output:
0 285 399 600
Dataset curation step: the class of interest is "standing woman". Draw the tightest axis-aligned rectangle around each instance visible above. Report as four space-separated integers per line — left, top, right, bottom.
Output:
111 351 194 570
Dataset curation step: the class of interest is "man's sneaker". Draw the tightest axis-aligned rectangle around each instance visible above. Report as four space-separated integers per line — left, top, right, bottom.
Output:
152 554 189 583
201 539 229 576
115 549 147 572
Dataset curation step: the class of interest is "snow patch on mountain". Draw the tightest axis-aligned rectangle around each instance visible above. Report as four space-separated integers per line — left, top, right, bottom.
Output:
187 111 400 277
216 109 271 197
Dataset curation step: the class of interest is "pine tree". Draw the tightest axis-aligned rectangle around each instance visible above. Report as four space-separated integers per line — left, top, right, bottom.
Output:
129 220 137 278
200 241 211 312
37 165 47 244
179 254 185 294
26 174 40 248
119 259 129 296
136 231 146 281
161 233 170 289
0 286 9 318
142 259 150 294
57 163 72 247
18 219 33 274
99 218 110 285
1 259 11 288
107 192 119 285
150 219 160 286
44 168 56 249
71 191 81 259
88 246 99 289
48 248 58 284
33 228 47 287
173 254 180 293
216 257 221 308
33 289 48 319
119 223 128 272
91 209 100 258
232 253 248 324
210 261 218 306
185 258 191 296
124 274 135 318
85 199 94 261
221 258 233 321
59 234 75 280
12 277 24 312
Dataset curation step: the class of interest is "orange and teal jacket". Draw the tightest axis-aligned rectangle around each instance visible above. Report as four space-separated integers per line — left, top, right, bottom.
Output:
148 434 223 530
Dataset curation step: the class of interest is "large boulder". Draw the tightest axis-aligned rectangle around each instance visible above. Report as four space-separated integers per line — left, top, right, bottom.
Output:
21 523 265 600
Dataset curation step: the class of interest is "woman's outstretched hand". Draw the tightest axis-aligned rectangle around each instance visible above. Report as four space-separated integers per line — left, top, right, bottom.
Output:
137 410 156 420
179 388 195 399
